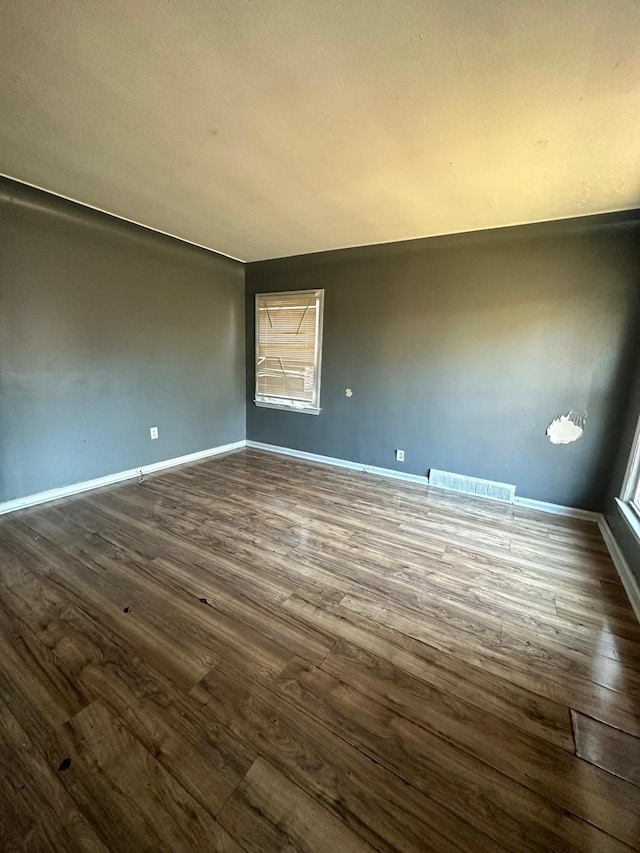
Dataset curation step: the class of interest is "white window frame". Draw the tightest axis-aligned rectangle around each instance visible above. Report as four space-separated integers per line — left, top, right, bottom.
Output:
254 289 324 415
616 412 640 544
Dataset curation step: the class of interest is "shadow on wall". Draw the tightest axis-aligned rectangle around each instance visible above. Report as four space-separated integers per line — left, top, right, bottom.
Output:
247 214 640 510
0 178 246 502
372 233 640 506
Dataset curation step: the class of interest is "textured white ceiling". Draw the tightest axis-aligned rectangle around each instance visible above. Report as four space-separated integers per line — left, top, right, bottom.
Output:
2 1 639 261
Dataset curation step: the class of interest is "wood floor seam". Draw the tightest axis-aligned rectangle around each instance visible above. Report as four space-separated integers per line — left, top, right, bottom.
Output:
1 448 639 852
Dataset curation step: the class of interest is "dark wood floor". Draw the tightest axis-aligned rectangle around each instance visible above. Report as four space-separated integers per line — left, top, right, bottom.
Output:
1 448 639 852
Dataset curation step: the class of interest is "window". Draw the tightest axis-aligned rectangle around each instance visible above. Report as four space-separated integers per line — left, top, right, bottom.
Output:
617 412 640 543
255 289 324 414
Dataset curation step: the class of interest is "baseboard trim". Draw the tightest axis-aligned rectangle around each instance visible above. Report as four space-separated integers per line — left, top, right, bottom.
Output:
598 517 640 623
0 440 246 515
5 435 638 622
246 441 429 485
247 441 601 520
247 439 640 620
512 496 600 522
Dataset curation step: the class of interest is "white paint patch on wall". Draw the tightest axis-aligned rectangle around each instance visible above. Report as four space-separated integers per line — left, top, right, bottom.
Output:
546 412 585 445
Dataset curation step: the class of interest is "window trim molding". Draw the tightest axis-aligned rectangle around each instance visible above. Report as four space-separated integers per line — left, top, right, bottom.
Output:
253 288 324 415
617 411 640 545
254 400 321 416
615 497 640 546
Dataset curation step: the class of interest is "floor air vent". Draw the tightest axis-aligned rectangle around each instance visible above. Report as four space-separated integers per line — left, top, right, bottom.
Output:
428 469 516 503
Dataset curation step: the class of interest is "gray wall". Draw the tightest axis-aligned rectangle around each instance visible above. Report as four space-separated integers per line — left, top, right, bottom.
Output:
0 178 245 502
3 173 638 524
246 214 640 511
604 351 640 583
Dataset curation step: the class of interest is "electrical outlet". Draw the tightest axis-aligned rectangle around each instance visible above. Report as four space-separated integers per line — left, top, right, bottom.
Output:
150 426 159 440
396 449 405 462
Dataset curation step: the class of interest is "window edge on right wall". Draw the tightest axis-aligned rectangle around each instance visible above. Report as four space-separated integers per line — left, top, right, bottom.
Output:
617 411 640 545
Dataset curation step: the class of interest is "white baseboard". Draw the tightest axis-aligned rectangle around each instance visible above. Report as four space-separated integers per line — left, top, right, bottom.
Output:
247 440 640 621
246 441 429 485
598 517 640 623
512 496 600 522
0 440 246 515
247 441 601 520
4 434 638 623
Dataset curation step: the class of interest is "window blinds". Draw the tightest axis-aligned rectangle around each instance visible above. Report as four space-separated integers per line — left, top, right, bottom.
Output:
255 290 323 409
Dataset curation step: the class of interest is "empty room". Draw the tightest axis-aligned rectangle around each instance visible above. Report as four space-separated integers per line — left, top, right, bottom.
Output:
2 1 640 851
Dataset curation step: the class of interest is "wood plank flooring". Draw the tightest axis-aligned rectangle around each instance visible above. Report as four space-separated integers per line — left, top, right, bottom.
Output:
1 447 639 852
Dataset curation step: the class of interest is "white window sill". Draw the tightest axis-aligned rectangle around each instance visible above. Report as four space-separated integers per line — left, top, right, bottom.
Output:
615 498 640 546
254 400 321 416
